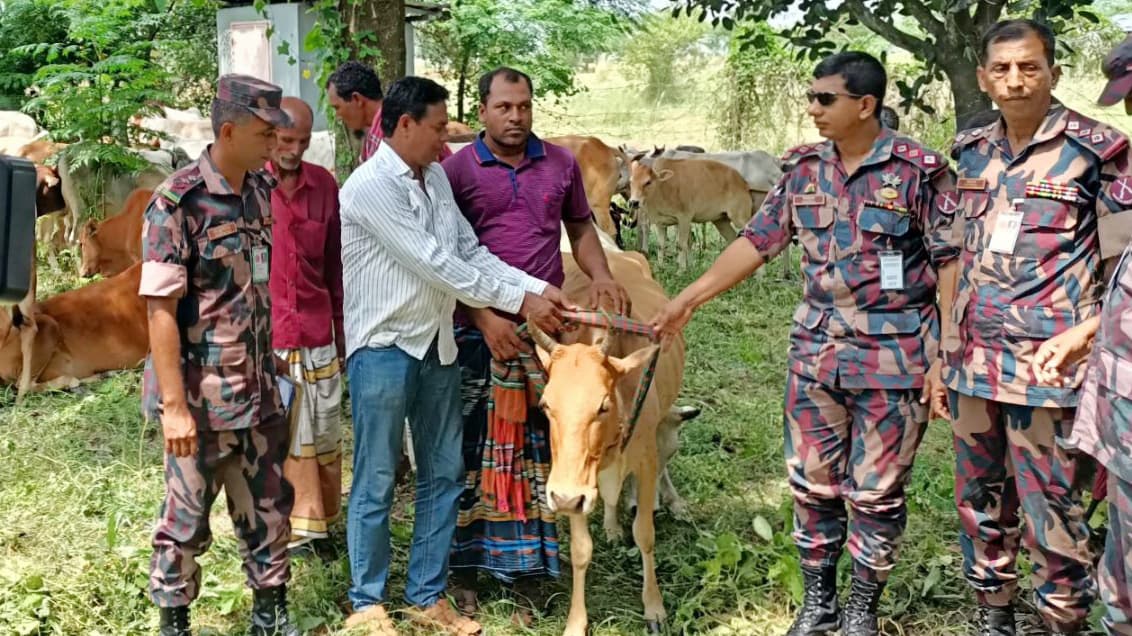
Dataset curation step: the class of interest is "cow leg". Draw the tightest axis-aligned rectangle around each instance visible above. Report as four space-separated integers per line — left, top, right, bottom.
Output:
636 210 650 255
564 512 593 636
675 220 691 273
712 218 738 243
656 415 689 519
633 456 665 630
15 261 36 400
654 224 667 267
598 464 625 542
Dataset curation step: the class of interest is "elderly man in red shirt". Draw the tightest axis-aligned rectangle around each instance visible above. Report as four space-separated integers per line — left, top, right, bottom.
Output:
267 96 346 551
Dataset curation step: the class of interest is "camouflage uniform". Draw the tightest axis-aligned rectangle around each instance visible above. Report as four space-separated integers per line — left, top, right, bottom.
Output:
742 128 958 582
1069 243 1132 635
139 138 292 607
943 103 1132 628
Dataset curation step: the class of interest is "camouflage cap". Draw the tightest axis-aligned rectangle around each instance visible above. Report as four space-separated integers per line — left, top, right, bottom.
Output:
215 74 292 128
1099 34 1132 106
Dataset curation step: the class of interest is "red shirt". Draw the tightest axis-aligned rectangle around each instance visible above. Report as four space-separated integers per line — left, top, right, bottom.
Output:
266 160 344 354
360 107 454 163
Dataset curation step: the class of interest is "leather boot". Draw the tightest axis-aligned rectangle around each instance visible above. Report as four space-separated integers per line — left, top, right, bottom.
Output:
785 565 840 636
974 604 1015 636
842 575 885 636
158 606 191 636
250 585 300 636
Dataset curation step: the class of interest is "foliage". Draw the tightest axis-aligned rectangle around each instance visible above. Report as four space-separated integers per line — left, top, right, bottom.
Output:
152 0 221 113
715 22 809 153
673 0 1108 130
419 0 626 121
622 12 713 103
0 0 70 111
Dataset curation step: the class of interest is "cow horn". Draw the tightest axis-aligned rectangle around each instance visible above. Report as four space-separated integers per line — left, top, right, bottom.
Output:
527 321 559 354
630 152 646 164
599 333 613 357
651 145 664 157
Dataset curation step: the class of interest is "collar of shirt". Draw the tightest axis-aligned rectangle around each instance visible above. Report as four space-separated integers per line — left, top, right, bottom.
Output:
471 131 547 168
376 139 445 188
197 144 276 196
985 102 1067 158
816 127 897 172
264 159 311 197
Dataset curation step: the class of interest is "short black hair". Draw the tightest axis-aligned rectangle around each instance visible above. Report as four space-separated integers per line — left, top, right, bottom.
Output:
479 67 534 104
980 19 1055 66
210 98 254 136
381 76 450 137
328 61 383 101
813 51 887 120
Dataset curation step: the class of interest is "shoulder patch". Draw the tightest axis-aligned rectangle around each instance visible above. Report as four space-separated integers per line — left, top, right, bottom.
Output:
780 143 823 167
157 170 204 206
891 137 945 174
1066 110 1129 162
951 125 991 159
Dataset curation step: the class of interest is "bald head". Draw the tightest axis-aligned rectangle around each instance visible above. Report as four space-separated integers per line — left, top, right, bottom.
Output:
272 97 314 171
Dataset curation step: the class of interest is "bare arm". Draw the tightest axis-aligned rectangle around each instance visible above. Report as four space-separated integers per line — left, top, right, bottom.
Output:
147 296 196 457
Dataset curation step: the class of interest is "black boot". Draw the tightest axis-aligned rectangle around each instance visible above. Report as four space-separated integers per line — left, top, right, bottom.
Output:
250 586 300 636
786 566 840 636
842 575 885 636
974 604 1015 636
158 606 190 636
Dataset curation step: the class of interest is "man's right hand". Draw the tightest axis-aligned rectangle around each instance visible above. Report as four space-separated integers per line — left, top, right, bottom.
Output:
470 309 526 361
162 404 198 458
920 359 951 421
520 291 565 334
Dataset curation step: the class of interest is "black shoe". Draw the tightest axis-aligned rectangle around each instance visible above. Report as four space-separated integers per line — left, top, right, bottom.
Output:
843 575 885 636
250 586 300 636
786 565 840 636
975 604 1015 636
159 606 191 636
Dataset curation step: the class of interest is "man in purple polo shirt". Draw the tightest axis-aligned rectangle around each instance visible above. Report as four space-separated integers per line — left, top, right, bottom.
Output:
442 66 630 624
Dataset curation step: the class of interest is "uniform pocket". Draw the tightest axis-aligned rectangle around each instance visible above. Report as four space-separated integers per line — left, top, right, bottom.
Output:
185 342 251 427
852 309 925 375
858 206 912 236
1016 198 1078 260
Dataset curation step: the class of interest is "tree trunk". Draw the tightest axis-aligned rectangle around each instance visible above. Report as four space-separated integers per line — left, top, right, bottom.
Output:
942 58 993 132
343 0 406 81
457 70 466 121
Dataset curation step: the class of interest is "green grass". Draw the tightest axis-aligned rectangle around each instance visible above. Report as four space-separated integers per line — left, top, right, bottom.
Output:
2 237 1070 636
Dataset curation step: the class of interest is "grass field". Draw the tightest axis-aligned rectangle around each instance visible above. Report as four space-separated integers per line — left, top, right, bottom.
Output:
0 60 1121 635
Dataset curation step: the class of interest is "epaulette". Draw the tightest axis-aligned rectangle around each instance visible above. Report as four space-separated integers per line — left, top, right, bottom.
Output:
951 125 992 159
890 137 945 174
156 170 204 207
252 167 278 190
1065 110 1129 162
780 143 823 169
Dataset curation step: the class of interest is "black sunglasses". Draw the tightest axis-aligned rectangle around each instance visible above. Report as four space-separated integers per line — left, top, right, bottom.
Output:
806 90 866 106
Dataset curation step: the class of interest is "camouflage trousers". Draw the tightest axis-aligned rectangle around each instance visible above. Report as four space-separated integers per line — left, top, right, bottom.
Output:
784 372 927 583
1101 472 1132 636
948 392 1095 629
149 416 294 607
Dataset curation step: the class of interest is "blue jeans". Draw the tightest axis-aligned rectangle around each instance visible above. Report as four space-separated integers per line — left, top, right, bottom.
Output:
346 342 465 610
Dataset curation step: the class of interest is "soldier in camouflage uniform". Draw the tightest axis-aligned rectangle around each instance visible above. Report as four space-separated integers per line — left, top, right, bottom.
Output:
139 74 299 636
653 52 958 636
927 20 1132 634
1029 37 1132 636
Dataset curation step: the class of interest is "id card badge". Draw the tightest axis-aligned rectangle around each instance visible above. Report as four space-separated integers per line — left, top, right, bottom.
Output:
879 250 904 290
251 245 270 284
988 199 1024 255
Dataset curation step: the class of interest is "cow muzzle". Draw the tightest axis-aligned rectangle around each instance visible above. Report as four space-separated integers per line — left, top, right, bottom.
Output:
547 485 598 515
627 199 641 210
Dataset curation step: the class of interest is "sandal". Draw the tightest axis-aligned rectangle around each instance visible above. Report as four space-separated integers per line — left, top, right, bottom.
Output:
404 598 482 635
452 587 478 617
344 604 399 636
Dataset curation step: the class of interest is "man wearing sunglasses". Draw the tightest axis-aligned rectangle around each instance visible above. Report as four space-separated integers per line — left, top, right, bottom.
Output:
926 19 1132 635
653 51 958 636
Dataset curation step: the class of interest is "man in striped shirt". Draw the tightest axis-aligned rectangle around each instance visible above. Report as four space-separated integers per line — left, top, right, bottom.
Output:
338 75 570 636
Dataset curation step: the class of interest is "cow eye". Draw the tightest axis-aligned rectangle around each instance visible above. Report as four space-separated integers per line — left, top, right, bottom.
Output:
598 397 610 414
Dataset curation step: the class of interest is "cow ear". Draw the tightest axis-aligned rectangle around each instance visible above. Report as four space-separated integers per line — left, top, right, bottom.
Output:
655 169 674 182
608 344 657 377
533 343 554 371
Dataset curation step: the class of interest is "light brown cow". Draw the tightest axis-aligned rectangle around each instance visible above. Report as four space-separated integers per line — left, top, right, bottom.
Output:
0 263 148 392
527 249 686 636
628 155 755 272
78 187 151 277
546 135 626 238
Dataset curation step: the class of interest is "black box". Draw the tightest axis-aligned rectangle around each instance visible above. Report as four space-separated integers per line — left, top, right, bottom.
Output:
0 154 37 304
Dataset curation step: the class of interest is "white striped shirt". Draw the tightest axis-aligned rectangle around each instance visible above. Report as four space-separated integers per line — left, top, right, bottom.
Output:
339 141 547 364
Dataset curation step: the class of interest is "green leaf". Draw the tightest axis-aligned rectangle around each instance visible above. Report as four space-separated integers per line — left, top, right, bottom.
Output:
752 515 774 542
921 565 942 597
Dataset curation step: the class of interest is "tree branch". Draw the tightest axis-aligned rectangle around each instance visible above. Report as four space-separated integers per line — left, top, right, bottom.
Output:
901 1 947 40
972 0 1006 35
843 0 927 55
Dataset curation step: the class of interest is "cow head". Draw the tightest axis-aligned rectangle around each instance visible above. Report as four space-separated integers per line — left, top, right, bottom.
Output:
627 158 674 211
529 322 659 515
35 164 65 216
78 220 101 277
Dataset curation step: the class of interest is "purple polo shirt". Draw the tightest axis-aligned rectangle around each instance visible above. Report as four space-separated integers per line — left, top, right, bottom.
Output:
442 133 591 291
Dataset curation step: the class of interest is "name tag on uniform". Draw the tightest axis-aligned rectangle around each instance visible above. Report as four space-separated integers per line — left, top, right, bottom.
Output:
988 199 1024 255
957 178 988 191
792 194 826 206
252 245 270 283
879 250 904 290
207 222 239 240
